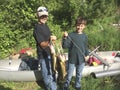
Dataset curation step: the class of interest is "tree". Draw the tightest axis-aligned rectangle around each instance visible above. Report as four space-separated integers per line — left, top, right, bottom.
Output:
0 0 119 58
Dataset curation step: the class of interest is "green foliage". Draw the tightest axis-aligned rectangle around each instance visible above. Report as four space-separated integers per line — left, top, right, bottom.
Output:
0 24 15 58
85 17 120 51
81 76 116 90
0 0 119 58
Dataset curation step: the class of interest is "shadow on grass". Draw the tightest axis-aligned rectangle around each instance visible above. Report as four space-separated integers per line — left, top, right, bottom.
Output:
112 75 120 90
0 85 12 90
36 80 65 90
36 80 47 90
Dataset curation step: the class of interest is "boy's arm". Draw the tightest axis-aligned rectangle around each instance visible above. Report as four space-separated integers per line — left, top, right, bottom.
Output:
40 35 57 49
62 36 71 48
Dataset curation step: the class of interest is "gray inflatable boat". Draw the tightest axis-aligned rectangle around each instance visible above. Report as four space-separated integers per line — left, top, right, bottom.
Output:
0 51 120 81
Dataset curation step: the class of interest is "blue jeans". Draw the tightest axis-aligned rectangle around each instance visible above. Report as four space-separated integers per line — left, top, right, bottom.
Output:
64 62 85 88
39 56 57 90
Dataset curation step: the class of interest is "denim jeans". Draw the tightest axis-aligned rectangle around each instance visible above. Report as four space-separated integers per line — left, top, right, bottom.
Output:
39 56 57 90
64 62 85 88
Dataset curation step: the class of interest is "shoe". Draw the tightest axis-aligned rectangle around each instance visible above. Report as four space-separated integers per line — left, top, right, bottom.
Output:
75 87 81 90
63 86 68 90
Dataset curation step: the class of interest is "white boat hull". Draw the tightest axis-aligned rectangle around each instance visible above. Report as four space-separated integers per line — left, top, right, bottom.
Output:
0 51 120 81
0 70 42 81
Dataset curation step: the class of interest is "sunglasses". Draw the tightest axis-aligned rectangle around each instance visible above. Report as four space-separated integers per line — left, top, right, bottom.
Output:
38 8 48 12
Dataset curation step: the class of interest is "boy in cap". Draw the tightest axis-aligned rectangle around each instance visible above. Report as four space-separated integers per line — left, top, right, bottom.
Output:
33 6 57 90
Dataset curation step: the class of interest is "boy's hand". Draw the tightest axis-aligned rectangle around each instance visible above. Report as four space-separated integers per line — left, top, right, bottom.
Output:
50 35 57 41
63 31 68 37
85 56 89 61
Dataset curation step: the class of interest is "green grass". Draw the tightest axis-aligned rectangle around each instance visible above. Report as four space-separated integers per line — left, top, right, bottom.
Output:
0 75 120 90
0 81 40 90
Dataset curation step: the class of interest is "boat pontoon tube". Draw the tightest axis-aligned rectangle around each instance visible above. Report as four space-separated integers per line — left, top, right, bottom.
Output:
91 69 120 78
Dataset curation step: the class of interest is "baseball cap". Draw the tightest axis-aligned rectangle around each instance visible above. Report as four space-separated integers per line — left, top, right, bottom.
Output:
37 6 48 17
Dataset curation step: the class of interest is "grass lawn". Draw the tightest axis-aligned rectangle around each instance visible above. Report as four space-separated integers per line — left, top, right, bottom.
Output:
0 75 120 90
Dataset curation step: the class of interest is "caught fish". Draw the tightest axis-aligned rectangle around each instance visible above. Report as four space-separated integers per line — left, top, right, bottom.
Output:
50 41 67 81
57 54 67 81
49 41 57 77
